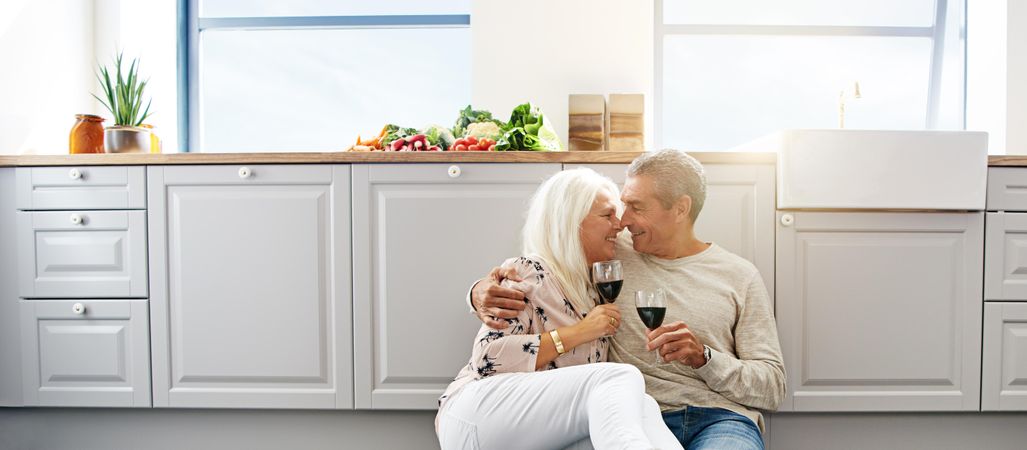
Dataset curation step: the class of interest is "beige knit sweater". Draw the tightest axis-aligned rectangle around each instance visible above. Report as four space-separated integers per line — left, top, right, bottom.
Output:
608 235 785 432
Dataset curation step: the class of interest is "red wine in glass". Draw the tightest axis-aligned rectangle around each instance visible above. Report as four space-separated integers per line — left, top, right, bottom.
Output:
636 306 666 329
592 260 623 304
635 289 668 363
596 280 623 304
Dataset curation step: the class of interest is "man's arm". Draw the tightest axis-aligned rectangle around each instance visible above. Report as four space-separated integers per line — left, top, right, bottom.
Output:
467 265 530 330
648 272 786 411
692 272 786 410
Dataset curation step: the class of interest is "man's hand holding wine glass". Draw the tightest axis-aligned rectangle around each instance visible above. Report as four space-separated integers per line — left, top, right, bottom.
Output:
646 322 709 369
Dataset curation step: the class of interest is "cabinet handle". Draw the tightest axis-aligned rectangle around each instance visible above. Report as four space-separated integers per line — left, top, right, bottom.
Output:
448 165 461 178
238 167 252 179
72 303 85 315
69 213 84 225
68 168 82 180
780 214 794 227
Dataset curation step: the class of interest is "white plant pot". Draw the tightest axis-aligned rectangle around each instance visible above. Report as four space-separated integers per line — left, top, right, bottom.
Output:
104 126 151 153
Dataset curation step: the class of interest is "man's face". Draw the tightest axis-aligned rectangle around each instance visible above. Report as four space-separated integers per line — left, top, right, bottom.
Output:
620 175 684 257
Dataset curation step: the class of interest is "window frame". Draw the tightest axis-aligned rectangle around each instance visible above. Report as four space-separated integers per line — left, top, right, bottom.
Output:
178 0 470 152
653 0 962 150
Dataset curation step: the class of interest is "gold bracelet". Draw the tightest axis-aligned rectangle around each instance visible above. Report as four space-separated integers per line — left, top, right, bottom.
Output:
550 329 566 355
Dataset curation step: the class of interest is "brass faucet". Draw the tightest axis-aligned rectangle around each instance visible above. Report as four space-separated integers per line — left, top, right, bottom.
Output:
838 81 862 128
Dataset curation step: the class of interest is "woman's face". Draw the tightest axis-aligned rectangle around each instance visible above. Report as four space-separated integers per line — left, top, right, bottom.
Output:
580 189 623 265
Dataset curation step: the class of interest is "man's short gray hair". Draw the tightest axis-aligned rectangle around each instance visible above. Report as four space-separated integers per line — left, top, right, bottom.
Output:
626 149 707 222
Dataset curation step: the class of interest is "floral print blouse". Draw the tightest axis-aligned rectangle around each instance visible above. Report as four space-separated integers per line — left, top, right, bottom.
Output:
438 257 609 413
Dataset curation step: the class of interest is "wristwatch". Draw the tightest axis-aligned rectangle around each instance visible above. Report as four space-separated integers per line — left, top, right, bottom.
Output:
702 345 712 365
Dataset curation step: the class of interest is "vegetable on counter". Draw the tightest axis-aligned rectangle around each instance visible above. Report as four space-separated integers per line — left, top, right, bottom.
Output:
495 103 561 151
388 134 441 152
453 105 505 139
422 125 456 151
451 135 496 151
344 103 562 152
464 122 503 141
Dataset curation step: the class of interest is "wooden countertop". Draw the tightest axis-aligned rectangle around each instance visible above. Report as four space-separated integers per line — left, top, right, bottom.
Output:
0 151 776 167
984 156 1027 167
7 152 1026 167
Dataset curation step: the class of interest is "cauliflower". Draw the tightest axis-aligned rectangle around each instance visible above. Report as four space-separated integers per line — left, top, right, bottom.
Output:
465 122 504 141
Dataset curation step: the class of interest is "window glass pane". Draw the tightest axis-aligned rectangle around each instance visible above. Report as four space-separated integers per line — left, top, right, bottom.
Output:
661 36 937 150
663 0 937 27
200 0 469 18
199 28 470 152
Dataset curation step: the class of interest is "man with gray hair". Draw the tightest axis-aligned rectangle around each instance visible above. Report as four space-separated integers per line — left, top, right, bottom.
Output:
470 149 785 449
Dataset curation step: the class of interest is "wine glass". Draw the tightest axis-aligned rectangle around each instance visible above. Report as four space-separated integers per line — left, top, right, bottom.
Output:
592 260 623 304
635 289 667 364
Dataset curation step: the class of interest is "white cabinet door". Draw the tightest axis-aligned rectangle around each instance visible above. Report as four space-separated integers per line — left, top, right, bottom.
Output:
352 163 560 409
148 165 352 409
776 212 983 411
982 302 1027 410
20 299 151 407
565 163 776 301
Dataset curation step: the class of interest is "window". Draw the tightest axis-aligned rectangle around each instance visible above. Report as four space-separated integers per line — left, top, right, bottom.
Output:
655 0 966 150
183 0 471 152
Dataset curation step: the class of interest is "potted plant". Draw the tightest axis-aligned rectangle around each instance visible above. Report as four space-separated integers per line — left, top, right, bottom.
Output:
93 52 153 153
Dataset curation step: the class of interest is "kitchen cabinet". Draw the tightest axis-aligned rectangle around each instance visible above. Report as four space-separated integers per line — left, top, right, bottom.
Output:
776 211 983 411
20 299 151 407
566 163 776 301
351 163 560 409
12 165 150 408
982 302 1027 410
147 165 352 409
0 168 22 406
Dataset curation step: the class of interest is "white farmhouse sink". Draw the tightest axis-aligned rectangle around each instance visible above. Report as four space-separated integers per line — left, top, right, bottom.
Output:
733 129 988 210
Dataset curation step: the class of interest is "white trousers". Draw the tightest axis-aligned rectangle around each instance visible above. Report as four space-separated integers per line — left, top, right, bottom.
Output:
437 362 683 450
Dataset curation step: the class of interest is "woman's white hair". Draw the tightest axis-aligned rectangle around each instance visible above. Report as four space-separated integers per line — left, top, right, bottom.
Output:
522 168 620 314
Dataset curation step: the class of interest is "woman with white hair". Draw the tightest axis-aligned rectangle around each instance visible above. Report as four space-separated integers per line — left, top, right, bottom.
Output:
436 168 681 450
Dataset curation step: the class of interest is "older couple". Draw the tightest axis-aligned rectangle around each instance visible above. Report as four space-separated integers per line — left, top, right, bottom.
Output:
437 150 786 450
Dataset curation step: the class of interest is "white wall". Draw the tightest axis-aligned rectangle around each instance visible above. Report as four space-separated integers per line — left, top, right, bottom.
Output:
0 0 95 155
471 0 654 151
1 2 1024 155
0 0 177 155
967 0 1007 154
1007 0 1027 154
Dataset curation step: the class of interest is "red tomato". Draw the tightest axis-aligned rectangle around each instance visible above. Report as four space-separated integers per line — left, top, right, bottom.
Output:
468 145 479 151
487 144 496 151
455 144 467 151
466 136 478 145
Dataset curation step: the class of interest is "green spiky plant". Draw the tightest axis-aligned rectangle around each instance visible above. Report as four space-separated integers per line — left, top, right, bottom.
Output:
93 52 152 127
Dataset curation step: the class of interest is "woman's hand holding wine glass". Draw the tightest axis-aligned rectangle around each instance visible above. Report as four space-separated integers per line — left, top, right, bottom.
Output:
575 304 622 340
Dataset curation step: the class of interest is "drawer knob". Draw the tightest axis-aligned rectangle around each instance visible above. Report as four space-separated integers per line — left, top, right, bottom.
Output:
72 303 85 315
448 165 461 178
69 213 84 225
780 214 794 227
238 167 252 179
68 168 82 180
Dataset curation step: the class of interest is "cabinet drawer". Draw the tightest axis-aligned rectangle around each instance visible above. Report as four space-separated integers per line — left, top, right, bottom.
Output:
366 163 559 184
20 299 151 407
985 212 1027 301
17 210 148 298
982 303 1027 411
987 167 1027 212
16 166 145 210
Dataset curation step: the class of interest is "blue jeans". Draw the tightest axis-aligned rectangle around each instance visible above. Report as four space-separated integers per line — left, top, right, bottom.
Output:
662 406 764 450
